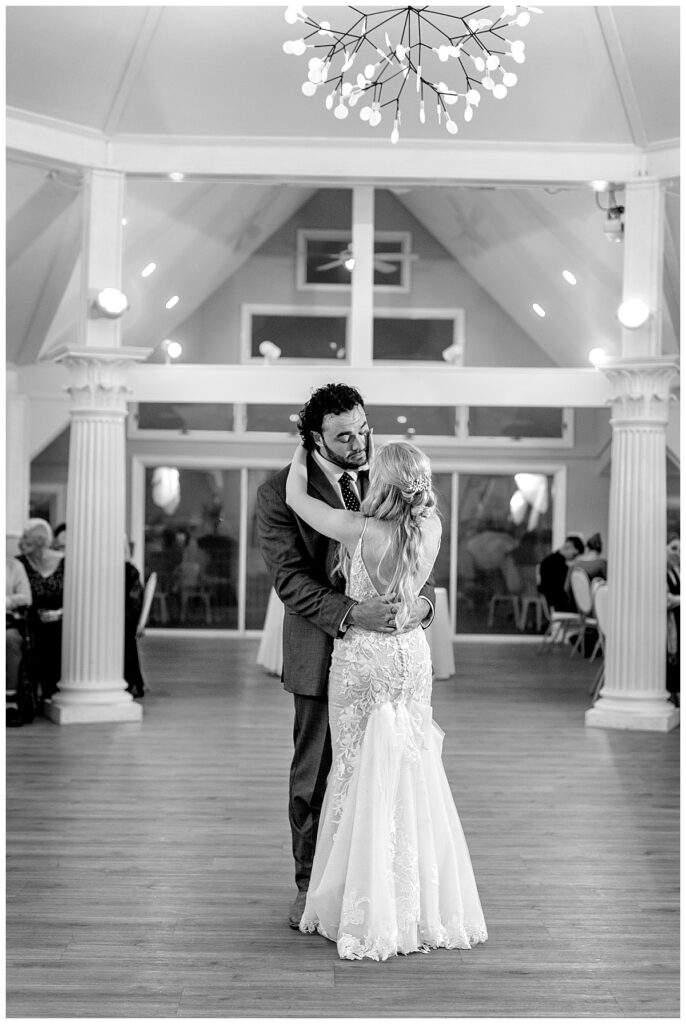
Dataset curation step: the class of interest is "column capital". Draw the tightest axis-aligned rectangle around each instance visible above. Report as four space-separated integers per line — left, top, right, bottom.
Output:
601 356 679 424
49 345 152 412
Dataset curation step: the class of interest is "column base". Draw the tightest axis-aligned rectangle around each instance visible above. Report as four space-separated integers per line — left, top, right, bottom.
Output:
44 699 143 725
586 696 679 733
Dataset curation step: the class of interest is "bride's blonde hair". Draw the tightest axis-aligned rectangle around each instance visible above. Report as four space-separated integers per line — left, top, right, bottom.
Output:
341 441 437 631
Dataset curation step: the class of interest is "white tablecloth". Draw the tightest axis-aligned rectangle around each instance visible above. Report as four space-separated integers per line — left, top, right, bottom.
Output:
256 586 455 680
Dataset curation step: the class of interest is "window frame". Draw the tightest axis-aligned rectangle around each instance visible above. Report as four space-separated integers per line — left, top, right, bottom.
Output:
296 228 413 292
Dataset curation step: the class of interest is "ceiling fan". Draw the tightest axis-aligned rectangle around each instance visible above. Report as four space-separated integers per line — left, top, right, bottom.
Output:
317 246 419 274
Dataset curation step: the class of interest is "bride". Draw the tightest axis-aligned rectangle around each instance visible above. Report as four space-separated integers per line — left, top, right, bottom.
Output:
286 438 487 961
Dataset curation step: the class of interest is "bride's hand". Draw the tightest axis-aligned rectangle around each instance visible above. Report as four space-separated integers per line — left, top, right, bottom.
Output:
366 428 375 465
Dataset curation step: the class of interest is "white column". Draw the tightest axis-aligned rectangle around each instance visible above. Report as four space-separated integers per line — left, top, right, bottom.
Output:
79 168 126 349
620 181 665 359
45 346 149 725
349 185 375 366
5 366 30 550
586 357 679 733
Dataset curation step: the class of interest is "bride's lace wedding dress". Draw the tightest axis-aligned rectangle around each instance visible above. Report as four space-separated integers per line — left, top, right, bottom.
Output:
300 520 488 961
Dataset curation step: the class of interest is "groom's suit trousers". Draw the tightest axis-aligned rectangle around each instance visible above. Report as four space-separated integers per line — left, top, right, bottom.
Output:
290 692 332 892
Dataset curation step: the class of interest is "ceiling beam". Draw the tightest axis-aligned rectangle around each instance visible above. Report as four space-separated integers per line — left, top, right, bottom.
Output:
7 109 679 186
18 363 615 409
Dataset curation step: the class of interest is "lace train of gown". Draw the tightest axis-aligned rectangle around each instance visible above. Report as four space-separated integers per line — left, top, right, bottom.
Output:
300 532 487 961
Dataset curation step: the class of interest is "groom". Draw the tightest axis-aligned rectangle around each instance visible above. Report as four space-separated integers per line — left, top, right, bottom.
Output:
256 382 435 928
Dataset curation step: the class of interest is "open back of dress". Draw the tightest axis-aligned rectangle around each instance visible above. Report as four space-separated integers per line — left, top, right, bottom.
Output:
300 517 488 960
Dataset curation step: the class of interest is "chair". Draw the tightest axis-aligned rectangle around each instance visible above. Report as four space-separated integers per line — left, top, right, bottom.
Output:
568 566 599 658
176 562 213 625
517 564 548 632
136 572 157 638
487 556 521 628
537 589 584 654
590 581 609 701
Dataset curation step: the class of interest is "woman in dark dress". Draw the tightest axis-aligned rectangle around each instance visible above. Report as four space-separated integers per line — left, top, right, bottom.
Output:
124 551 146 698
666 535 680 707
17 519 64 703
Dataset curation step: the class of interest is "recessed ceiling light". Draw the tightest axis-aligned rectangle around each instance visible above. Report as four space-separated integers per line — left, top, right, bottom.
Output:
562 270 577 285
121 217 127 226
165 295 179 310
532 303 546 317
169 172 185 182
141 262 157 278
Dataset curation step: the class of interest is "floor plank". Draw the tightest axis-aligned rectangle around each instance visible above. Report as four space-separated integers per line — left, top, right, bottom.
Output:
6 637 679 1019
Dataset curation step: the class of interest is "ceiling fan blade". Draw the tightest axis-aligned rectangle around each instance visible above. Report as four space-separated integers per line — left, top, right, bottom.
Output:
373 252 419 262
373 260 398 273
317 258 345 271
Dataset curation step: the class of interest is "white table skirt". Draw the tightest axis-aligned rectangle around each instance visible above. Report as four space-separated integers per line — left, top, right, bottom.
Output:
256 586 455 680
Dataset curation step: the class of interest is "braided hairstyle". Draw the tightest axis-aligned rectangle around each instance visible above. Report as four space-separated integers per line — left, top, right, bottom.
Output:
360 441 437 630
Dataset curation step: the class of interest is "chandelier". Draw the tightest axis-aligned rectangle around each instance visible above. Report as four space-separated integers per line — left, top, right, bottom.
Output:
283 4 541 143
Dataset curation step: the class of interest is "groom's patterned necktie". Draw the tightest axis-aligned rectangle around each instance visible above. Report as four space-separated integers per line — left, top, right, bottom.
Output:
339 472 360 511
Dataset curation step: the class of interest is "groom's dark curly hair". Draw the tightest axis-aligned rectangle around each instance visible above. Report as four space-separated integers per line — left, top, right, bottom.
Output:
297 383 365 451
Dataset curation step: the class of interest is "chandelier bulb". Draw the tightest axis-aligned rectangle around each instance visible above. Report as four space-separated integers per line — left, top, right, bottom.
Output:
486 53 499 70
302 81 317 96
464 104 473 121
360 105 372 121
334 102 349 119
493 83 507 99
446 117 458 135
419 100 426 123
391 120 400 144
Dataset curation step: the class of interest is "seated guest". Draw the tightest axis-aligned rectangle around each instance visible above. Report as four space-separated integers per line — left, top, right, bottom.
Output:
124 540 146 699
666 535 680 707
538 536 584 613
52 523 67 553
17 519 64 705
570 532 607 581
6 552 32 726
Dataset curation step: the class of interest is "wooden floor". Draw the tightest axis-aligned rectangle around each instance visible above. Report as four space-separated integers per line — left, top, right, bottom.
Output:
6 638 680 1019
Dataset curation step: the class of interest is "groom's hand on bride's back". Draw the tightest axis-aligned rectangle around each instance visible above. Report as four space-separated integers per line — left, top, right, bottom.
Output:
348 595 398 633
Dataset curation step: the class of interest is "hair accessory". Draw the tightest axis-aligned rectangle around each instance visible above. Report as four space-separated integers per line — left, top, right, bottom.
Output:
408 472 432 494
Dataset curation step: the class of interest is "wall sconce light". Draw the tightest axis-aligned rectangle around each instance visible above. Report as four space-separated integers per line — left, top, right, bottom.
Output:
617 299 651 329
441 343 464 365
91 287 129 319
162 339 183 364
588 347 608 367
259 340 282 363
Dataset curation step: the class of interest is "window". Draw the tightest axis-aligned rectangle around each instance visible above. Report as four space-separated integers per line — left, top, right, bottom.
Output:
296 229 413 291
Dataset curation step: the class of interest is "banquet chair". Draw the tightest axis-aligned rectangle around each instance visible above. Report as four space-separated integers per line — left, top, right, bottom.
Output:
487 556 520 628
177 562 213 625
517 564 548 632
568 566 599 658
590 580 609 701
537 595 584 654
136 573 157 638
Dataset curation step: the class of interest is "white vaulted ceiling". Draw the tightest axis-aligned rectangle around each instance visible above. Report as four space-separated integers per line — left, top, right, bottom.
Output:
5 4 681 369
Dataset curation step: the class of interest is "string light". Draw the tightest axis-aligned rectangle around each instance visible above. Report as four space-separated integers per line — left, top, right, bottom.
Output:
283 4 541 143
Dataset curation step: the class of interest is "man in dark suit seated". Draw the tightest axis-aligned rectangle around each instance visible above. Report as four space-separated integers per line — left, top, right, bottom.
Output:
257 383 435 928
538 535 584 613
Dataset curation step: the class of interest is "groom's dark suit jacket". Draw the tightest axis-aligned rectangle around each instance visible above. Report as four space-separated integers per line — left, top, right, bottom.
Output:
256 453 434 699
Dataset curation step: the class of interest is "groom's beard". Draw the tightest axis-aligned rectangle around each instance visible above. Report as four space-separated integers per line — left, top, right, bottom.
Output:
316 437 368 471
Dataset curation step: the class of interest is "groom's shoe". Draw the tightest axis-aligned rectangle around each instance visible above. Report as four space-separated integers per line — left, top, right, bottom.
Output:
288 889 307 929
